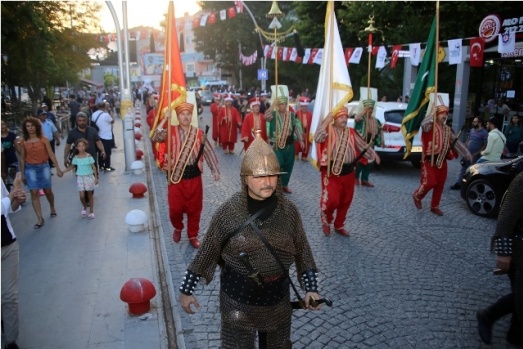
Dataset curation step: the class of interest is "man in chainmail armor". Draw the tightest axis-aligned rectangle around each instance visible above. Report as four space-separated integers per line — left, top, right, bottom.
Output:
179 132 323 349
476 171 523 347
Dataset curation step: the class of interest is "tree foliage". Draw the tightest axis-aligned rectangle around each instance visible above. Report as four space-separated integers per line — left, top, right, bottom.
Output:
1 1 103 112
193 1 522 100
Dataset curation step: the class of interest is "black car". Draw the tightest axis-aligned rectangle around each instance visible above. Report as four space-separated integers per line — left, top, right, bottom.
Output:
460 155 523 217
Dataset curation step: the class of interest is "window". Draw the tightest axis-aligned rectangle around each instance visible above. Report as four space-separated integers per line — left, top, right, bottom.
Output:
186 64 195 72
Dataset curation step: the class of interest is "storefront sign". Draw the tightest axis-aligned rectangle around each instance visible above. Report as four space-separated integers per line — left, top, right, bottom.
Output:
479 13 523 43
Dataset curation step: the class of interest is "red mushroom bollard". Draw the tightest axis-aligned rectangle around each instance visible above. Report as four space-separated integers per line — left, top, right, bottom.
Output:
129 182 147 198
120 278 156 315
134 121 141 127
134 133 142 140
136 149 144 160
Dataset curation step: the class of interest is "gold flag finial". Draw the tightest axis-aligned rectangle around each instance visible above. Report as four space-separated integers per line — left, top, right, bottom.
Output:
267 0 284 18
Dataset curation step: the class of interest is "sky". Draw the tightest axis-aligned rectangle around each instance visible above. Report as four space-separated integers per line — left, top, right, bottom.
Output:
99 0 201 32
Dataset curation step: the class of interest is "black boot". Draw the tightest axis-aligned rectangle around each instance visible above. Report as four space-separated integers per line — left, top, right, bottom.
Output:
507 322 523 348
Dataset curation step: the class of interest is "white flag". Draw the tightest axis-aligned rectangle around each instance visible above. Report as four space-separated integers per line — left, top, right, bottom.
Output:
375 46 387 69
349 47 363 64
409 43 421 66
498 32 515 54
263 45 269 58
289 48 298 62
310 1 353 167
220 10 227 21
313 49 324 65
448 38 462 65
282 47 288 62
302 48 311 65
200 15 208 27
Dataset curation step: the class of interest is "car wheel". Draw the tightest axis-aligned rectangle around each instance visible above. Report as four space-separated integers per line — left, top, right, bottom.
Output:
465 178 500 217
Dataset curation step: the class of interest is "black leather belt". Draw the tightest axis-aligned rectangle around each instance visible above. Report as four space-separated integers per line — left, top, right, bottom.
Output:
181 165 201 179
330 162 354 176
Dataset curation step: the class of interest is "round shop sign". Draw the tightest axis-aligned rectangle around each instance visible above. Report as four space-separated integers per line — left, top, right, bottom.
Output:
479 14 501 43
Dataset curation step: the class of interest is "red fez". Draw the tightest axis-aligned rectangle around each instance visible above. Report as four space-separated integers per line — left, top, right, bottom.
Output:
249 97 261 107
299 97 310 106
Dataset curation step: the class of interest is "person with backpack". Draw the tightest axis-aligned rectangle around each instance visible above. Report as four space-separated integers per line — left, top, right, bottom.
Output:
92 102 114 171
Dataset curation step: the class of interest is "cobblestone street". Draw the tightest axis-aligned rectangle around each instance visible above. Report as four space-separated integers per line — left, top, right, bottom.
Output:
148 108 516 349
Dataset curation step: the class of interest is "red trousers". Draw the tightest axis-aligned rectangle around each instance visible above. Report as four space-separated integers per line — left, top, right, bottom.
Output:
320 168 355 229
413 160 447 209
222 142 235 152
167 176 203 239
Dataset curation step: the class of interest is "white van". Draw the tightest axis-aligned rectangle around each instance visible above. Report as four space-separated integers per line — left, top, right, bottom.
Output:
347 101 423 167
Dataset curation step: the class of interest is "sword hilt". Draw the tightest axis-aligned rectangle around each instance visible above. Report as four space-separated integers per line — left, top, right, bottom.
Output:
291 297 333 309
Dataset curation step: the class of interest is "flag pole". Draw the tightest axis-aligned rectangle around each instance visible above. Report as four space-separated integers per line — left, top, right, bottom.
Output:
167 1 173 182
430 1 440 166
327 1 335 177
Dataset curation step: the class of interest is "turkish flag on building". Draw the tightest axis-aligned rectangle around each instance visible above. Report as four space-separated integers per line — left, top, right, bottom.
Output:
208 12 216 25
228 7 236 19
469 37 484 68
344 48 354 66
390 45 402 69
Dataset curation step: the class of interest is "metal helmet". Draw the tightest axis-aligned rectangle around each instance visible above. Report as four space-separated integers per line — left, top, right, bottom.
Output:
240 131 287 177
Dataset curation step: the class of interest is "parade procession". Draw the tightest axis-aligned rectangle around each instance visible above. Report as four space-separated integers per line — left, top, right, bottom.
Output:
2 1 523 349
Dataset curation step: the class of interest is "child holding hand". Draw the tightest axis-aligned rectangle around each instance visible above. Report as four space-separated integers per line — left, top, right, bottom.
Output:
63 138 98 219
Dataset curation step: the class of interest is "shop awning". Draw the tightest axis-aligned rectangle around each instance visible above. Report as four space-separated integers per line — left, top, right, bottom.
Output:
80 78 104 89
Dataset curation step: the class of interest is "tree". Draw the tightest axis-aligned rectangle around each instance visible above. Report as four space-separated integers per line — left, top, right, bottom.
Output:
1 1 103 113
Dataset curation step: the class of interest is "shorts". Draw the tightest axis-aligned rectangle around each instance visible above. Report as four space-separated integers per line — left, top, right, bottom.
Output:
24 163 52 190
76 174 96 192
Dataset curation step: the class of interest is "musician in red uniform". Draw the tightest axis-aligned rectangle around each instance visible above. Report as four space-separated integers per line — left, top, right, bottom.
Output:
314 106 380 237
295 97 313 161
218 94 242 154
146 95 165 169
240 97 268 151
413 104 471 216
210 94 221 147
155 102 220 248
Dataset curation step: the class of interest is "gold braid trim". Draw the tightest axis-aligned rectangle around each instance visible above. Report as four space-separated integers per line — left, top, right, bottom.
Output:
331 128 351 176
169 126 198 184
436 124 451 169
277 111 290 149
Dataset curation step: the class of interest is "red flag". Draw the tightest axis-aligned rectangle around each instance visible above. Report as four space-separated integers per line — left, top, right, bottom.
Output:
390 45 402 69
344 48 354 66
266 46 274 59
309 48 319 64
371 46 379 55
277 47 284 61
228 7 236 18
192 17 199 28
285 47 292 61
150 1 186 139
470 37 485 68
208 12 216 25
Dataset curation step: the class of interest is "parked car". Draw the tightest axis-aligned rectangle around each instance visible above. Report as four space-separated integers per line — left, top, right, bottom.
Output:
460 155 523 217
199 90 214 106
347 101 423 167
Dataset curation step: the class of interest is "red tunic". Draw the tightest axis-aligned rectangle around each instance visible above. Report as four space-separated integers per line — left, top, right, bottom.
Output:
240 112 267 151
413 124 457 209
218 106 242 144
295 109 313 157
210 102 220 143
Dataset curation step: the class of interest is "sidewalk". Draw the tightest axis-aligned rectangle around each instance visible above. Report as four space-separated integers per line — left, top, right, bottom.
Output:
4 112 167 349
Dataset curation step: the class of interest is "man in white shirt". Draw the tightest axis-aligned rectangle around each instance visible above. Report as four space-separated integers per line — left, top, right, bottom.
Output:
477 116 507 163
2 174 26 349
93 102 115 171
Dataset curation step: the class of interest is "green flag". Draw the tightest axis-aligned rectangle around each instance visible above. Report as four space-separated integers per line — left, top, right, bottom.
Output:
401 18 437 159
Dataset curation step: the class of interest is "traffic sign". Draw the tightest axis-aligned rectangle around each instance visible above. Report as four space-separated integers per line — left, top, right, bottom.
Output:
258 69 268 81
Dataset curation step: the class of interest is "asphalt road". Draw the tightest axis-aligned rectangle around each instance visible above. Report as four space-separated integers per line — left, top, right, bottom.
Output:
149 108 516 349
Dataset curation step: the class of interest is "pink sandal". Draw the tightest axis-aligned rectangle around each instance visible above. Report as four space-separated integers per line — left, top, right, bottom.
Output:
88 213 95 219
81 209 87 217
